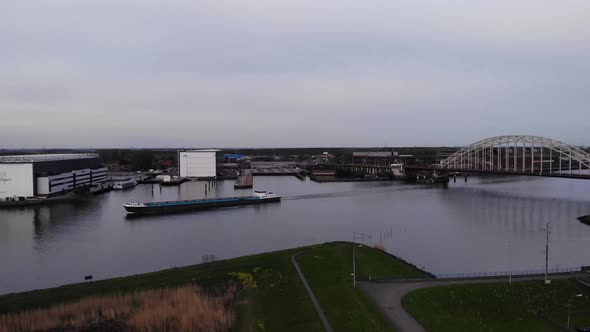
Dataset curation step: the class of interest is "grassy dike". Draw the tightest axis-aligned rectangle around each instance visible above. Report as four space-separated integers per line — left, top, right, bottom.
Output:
403 280 590 332
296 243 431 332
0 242 425 331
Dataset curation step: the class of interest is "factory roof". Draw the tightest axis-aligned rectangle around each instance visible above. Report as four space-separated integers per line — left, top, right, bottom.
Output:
352 151 393 157
0 153 100 163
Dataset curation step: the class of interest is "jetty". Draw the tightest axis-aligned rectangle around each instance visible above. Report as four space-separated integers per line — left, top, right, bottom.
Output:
234 175 253 189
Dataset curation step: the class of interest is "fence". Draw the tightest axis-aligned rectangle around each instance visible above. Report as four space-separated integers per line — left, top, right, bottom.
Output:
434 266 581 279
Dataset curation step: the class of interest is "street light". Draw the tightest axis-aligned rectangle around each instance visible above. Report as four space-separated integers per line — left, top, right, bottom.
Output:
352 245 363 288
505 241 512 285
567 294 583 328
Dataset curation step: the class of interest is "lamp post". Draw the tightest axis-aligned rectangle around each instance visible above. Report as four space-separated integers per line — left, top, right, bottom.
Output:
352 245 363 288
567 294 583 328
542 222 551 284
505 241 512 285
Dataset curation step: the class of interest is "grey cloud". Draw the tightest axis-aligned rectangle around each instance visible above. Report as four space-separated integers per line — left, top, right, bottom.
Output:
1 0 589 147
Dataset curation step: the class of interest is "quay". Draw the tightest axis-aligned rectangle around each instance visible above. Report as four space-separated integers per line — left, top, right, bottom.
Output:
234 175 253 189
249 168 301 176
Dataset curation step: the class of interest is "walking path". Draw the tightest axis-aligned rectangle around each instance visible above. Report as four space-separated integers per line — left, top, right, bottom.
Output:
360 273 586 332
291 252 334 332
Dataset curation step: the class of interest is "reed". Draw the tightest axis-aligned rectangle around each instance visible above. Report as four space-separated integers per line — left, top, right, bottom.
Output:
0 285 237 332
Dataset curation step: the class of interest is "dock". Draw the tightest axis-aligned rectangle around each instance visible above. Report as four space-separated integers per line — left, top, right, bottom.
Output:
234 175 253 189
249 168 301 176
160 178 190 186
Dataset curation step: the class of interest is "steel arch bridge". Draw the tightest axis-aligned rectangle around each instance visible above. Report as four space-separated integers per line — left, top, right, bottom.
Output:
439 135 590 178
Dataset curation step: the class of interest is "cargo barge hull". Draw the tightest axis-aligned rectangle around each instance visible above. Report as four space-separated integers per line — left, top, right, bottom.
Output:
123 191 281 215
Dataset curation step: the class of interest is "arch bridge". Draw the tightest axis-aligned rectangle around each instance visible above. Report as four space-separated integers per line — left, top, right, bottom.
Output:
438 135 590 179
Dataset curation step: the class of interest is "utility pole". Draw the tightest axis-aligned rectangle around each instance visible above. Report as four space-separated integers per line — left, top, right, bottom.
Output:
353 245 356 288
352 245 362 288
544 222 551 284
506 241 512 285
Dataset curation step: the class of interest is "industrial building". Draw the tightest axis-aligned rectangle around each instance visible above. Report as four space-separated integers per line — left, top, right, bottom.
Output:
178 150 218 178
352 151 414 166
352 151 398 166
0 154 108 199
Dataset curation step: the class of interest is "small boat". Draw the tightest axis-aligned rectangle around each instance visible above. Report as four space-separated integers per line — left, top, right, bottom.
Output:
159 177 189 186
578 215 590 226
123 191 281 214
113 178 138 190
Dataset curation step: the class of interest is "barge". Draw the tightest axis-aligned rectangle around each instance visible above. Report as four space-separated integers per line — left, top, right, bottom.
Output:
579 215 590 226
123 191 281 214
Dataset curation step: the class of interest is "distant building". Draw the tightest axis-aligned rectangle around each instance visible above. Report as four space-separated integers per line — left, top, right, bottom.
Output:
352 151 396 166
223 154 245 163
311 152 336 165
250 161 300 169
0 154 108 199
178 150 218 178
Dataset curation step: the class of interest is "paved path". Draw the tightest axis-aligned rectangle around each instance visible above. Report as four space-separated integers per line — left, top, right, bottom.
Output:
360 274 585 332
291 252 334 332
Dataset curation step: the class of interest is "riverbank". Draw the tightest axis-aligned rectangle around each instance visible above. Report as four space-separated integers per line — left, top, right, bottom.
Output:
310 176 397 183
0 191 106 209
296 243 431 332
0 242 425 332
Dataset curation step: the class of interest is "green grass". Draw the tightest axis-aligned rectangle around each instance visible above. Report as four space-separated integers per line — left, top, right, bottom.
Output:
296 242 431 332
404 279 590 332
0 241 428 331
355 245 431 280
0 246 323 332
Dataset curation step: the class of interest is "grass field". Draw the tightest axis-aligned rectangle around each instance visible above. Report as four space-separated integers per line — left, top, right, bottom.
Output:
0 241 426 332
296 243 431 332
404 279 590 332
0 246 322 332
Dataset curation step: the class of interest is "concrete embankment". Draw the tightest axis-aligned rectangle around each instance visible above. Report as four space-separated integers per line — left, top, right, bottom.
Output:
234 175 253 189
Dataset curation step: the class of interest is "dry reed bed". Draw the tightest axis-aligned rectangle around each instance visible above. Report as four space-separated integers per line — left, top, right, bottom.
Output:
0 285 237 332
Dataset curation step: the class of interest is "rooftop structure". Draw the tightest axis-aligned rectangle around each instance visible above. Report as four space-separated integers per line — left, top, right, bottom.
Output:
0 154 99 163
352 151 395 157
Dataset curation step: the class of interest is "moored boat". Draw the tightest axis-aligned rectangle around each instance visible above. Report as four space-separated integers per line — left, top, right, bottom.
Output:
113 178 138 190
123 191 281 214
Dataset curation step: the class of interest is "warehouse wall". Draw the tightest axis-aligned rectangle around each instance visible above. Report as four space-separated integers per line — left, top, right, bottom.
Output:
179 151 216 178
0 164 34 198
36 167 109 196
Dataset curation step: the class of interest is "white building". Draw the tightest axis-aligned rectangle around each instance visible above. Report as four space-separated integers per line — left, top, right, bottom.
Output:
0 154 108 199
178 150 218 178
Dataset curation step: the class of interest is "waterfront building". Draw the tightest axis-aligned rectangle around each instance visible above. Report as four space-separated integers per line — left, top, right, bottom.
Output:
0 154 108 199
178 149 218 178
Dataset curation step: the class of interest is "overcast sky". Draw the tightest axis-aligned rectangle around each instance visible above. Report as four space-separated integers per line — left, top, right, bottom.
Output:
1 1 589 148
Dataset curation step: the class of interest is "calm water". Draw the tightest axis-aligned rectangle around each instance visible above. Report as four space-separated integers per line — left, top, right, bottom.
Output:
1 175 590 294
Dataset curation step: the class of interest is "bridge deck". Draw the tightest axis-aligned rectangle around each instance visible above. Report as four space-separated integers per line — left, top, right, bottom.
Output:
409 166 590 180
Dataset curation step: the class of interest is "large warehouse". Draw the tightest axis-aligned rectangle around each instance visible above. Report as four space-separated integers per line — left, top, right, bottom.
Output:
178 150 218 178
0 154 108 199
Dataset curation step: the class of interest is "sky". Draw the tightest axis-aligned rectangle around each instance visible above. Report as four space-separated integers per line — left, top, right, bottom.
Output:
1 0 589 148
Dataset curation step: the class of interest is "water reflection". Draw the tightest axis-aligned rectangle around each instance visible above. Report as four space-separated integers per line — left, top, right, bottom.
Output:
0 175 590 294
440 187 590 240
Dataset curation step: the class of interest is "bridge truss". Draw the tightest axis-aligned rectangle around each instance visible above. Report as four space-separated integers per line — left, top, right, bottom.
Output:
439 135 590 176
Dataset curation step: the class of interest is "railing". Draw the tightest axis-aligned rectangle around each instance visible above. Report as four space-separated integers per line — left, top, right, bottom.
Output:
434 266 581 279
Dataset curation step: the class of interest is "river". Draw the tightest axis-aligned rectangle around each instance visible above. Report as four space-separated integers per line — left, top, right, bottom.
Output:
1 175 590 294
